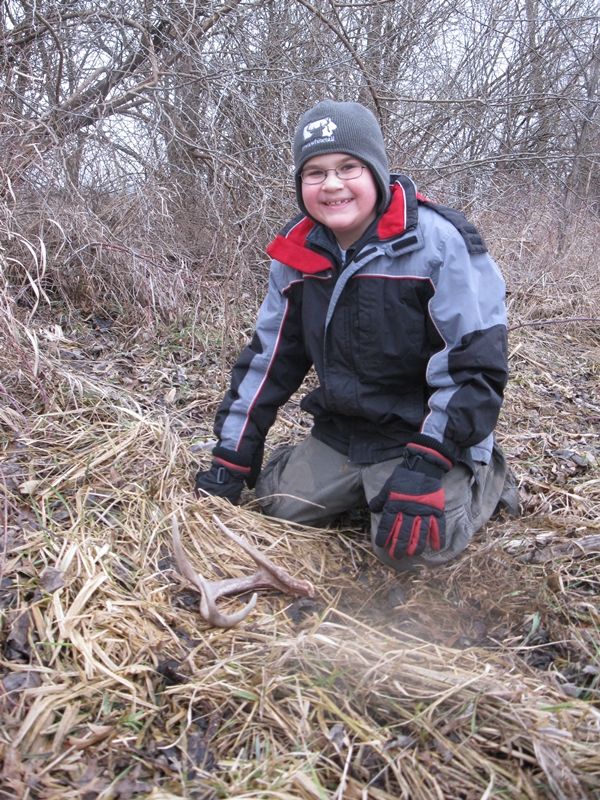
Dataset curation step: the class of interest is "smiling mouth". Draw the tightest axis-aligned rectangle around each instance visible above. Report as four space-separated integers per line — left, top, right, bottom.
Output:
323 199 352 206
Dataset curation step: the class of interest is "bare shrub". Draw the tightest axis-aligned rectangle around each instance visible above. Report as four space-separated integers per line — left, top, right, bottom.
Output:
1 0 598 330
472 185 600 326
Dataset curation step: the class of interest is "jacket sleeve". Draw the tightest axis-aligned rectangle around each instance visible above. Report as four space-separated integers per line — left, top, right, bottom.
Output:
212 261 312 475
421 222 508 460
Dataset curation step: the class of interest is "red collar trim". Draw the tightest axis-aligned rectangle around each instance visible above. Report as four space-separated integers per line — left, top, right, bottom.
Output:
377 182 408 240
266 217 332 274
267 178 418 271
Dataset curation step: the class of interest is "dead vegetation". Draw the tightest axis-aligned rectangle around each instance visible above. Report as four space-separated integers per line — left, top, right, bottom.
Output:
0 194 599 800
1 0 599 793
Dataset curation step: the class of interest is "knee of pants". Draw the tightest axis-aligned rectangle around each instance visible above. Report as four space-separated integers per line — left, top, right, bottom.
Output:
254 447 335 526
255 437 365 526
256 492 335 526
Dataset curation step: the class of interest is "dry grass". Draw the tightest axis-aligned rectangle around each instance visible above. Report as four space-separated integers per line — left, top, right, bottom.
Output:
1 202 599 799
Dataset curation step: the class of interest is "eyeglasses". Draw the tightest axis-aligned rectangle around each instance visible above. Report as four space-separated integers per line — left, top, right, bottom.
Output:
300 163 366 185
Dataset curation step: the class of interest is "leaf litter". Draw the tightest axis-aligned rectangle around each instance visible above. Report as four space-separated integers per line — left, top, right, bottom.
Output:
0 277 599 799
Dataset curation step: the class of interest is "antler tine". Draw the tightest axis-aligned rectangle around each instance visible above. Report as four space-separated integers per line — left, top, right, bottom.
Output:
212 515 315 598
171 516 257 628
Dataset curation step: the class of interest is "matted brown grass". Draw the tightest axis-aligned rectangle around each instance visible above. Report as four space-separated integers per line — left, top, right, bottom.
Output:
0 243 599 799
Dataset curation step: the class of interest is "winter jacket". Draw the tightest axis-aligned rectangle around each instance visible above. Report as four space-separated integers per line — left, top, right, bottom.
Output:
212 174 508 477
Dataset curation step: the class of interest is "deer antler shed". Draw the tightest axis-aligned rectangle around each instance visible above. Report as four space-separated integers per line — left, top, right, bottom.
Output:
172 514 315 628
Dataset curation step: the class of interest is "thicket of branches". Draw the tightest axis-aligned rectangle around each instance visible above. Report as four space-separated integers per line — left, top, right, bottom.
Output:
1 6 599 796
1 0 599 323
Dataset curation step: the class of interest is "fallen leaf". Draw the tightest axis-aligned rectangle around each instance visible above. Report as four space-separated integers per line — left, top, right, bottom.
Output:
327 722 350 753
76 759 110 799
40 567 64 594
4 610 31 661
18 480 41 495
2 670 42 694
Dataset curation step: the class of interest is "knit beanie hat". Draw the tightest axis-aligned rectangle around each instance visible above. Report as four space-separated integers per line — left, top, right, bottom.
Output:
293 100 391 217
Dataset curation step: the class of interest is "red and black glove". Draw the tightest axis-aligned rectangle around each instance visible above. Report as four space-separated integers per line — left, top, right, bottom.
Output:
369 442 454 559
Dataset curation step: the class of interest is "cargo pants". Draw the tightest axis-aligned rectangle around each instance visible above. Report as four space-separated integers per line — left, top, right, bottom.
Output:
255 436 517 569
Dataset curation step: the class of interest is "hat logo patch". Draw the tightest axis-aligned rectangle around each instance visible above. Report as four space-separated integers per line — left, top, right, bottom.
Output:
303 117 337 142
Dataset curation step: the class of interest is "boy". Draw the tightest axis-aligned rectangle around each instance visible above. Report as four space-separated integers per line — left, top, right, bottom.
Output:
195 100 517 569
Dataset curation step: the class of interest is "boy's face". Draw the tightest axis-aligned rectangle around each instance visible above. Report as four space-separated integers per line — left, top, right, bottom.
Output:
300 153 378 249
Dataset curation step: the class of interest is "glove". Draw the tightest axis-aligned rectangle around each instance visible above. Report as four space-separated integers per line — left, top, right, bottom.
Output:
369 442 453 559
195 460 247 504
